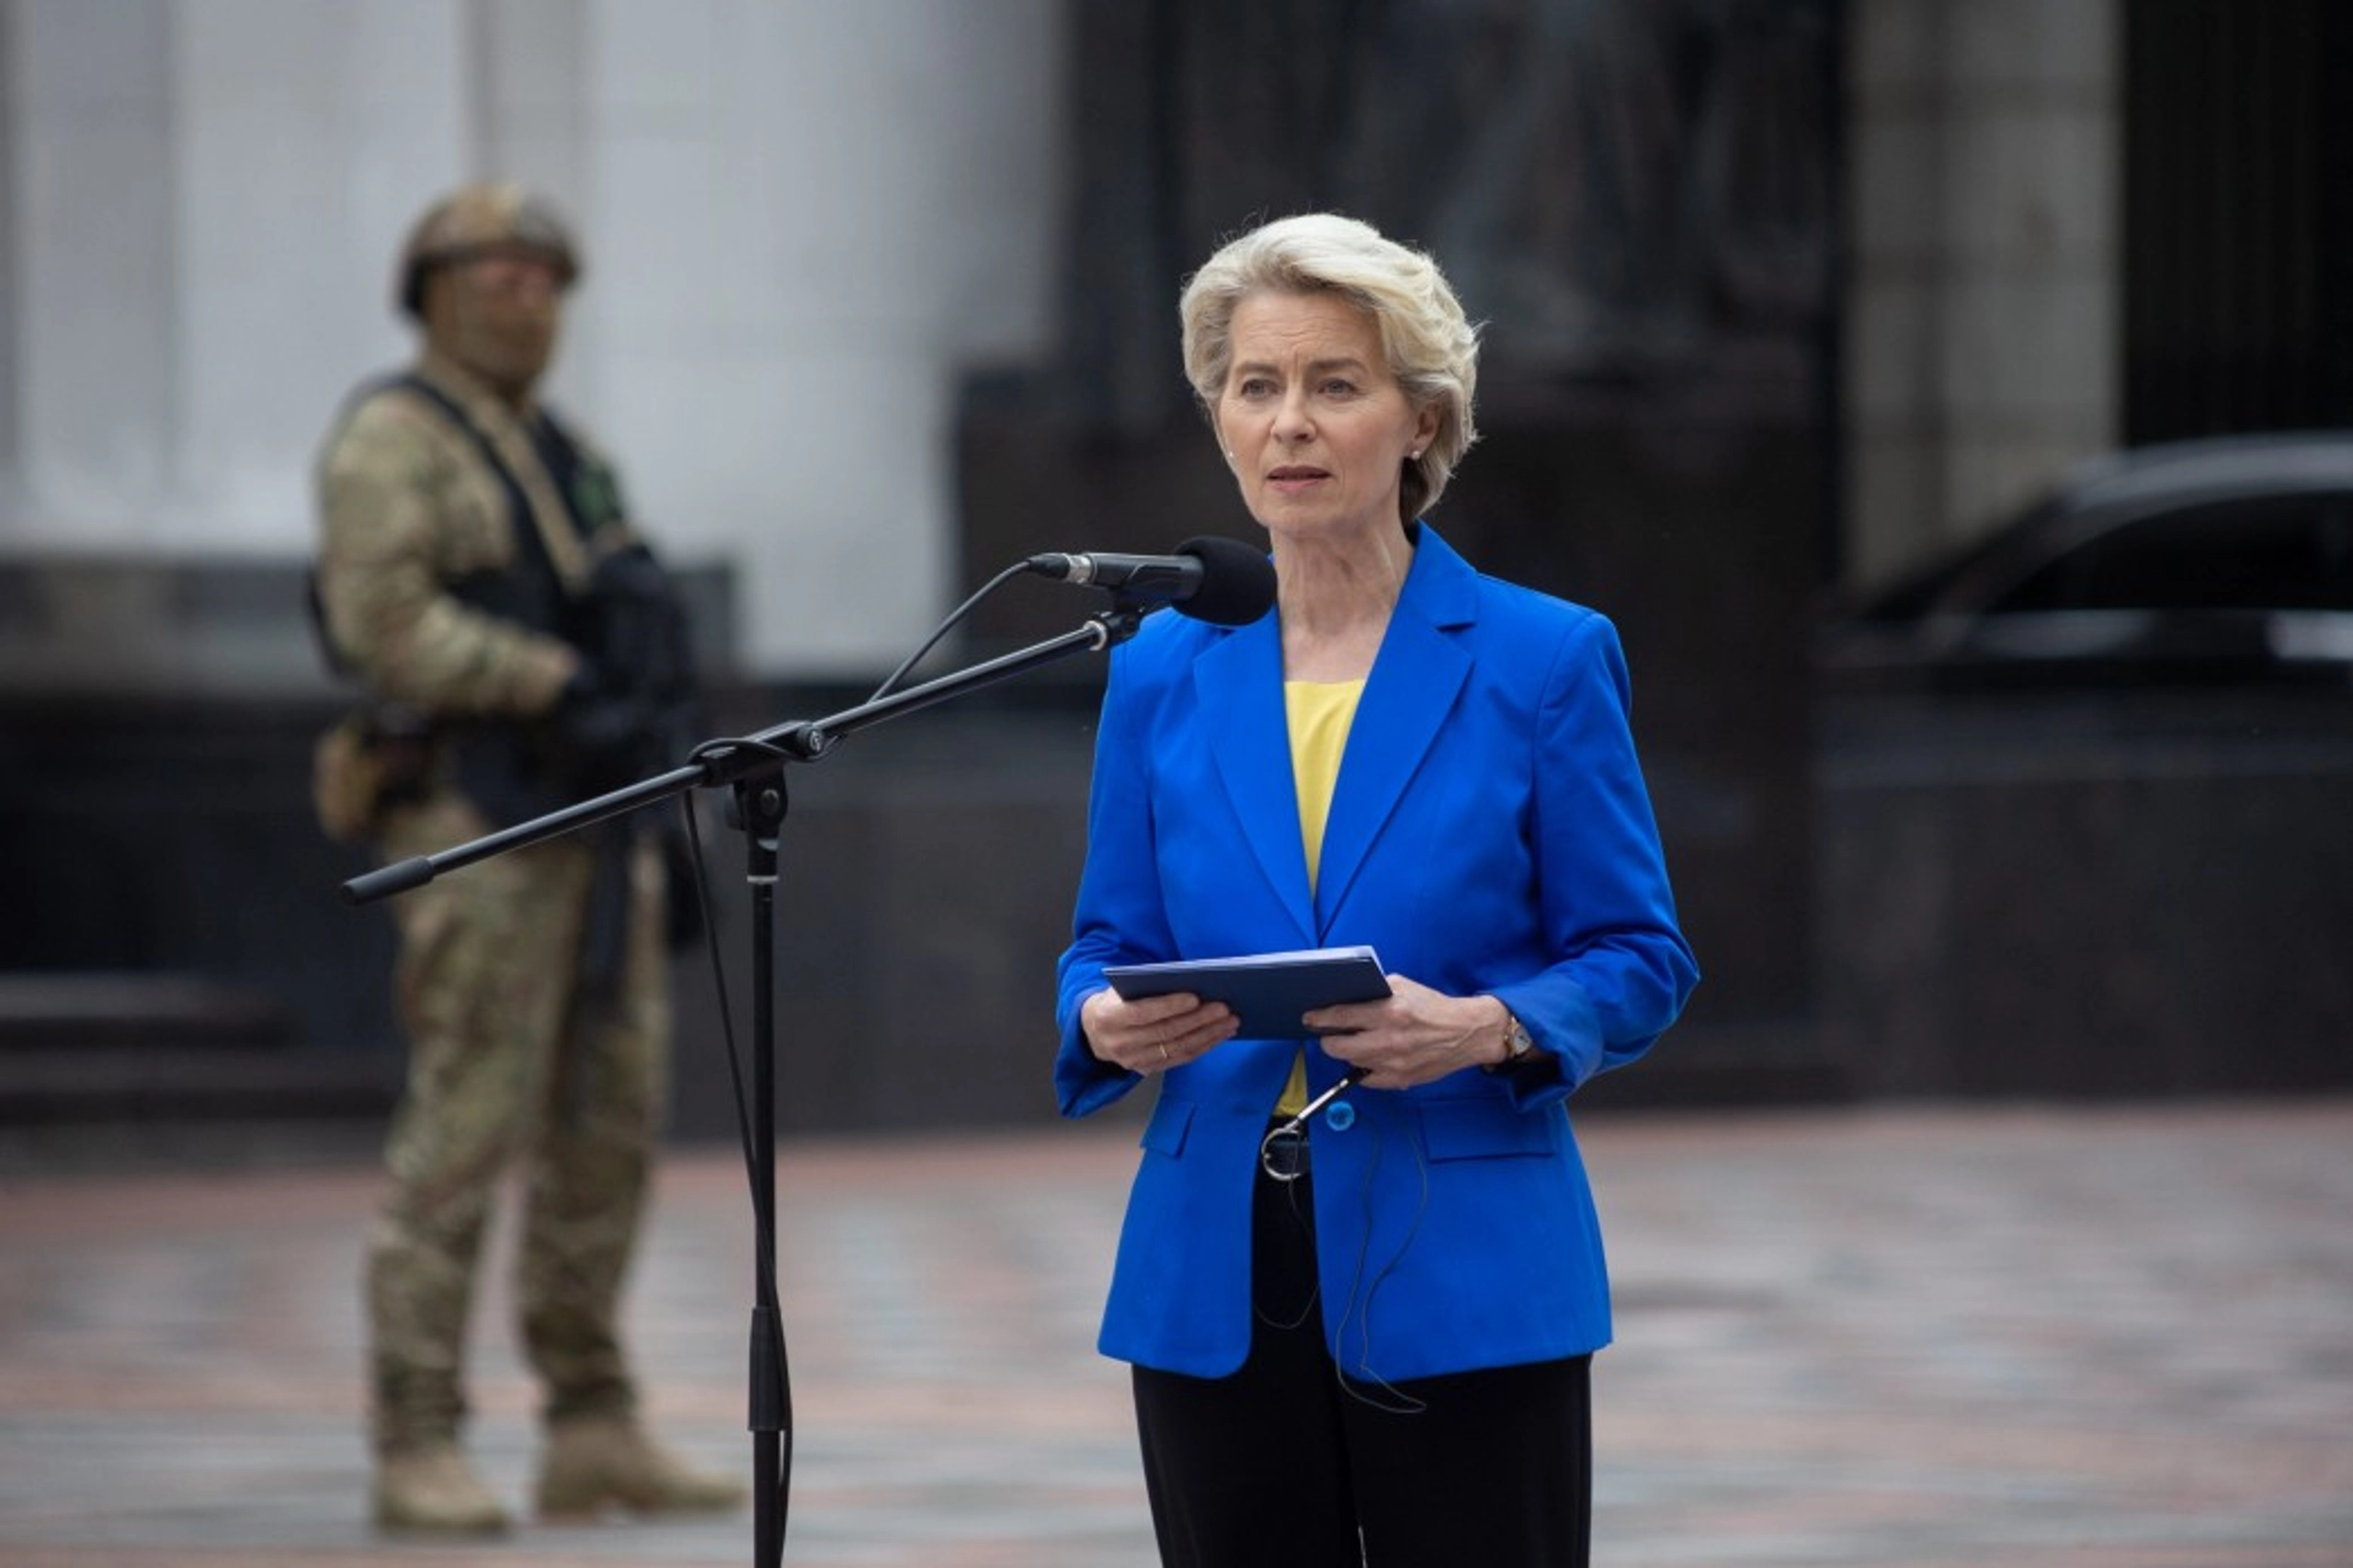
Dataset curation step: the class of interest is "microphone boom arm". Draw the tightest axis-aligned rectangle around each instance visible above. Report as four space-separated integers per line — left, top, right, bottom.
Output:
339 603 1151 905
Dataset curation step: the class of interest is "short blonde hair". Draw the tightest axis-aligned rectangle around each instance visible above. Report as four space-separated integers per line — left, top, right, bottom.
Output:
1179 212 1481 525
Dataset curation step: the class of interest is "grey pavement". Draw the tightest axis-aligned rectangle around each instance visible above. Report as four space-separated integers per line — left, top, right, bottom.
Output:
1 1099 2349 1567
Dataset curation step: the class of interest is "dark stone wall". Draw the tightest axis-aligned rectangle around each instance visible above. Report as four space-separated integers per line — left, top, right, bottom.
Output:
669 689 1101 1138
1817 690 2353 1098
6 660 2347 1142
0 695 397 1055
0 681 1101 1140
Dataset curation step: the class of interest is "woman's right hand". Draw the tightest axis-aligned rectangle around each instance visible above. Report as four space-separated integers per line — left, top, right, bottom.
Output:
1079 987 1238 1075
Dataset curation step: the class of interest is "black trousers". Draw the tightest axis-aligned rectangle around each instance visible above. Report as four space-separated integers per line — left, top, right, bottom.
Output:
1130 1142 1593 1568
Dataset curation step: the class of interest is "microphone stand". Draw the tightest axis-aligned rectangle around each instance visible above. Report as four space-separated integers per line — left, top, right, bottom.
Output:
342 599 1152 1568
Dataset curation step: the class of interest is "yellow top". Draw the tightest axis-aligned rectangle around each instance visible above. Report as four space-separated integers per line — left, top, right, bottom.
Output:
1274 678 1364 1117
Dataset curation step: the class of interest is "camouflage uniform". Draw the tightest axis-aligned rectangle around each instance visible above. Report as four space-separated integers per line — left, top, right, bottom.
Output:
316 345 669 1456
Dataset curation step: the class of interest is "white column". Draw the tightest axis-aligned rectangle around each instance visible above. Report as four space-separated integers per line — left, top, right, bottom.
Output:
5 0 178 547
170 0 469 550
577 0 1064 675
1845 0 2118 586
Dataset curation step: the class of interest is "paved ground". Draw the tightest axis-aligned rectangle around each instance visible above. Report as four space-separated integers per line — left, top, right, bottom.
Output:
1 1098 2348 1568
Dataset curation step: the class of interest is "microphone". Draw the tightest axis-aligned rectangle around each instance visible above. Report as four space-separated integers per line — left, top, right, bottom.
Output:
1259 1066 1371 1180
1028 535 1275 627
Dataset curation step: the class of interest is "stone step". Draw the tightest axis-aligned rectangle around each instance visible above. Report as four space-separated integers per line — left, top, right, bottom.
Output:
0 1043 399 1126
0 971 294 1051
0 971 395 1126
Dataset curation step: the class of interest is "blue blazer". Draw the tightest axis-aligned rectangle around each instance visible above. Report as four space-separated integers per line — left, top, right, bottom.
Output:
1054 524 1699 1383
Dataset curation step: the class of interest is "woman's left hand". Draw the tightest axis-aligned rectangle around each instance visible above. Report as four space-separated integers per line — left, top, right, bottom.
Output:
1303 974 1510 1088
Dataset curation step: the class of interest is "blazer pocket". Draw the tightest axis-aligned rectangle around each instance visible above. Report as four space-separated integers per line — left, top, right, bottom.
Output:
1141 1096 1196 1159
1415 1097 1563 1162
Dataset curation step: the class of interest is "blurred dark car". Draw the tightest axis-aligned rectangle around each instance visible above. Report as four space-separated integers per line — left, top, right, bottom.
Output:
1818 432 2353 691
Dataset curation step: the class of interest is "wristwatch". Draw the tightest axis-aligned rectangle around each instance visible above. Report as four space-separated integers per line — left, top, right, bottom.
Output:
1487 1006 1535 1072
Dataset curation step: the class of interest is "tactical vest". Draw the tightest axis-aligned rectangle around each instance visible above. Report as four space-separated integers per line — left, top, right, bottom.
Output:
312 373 642 829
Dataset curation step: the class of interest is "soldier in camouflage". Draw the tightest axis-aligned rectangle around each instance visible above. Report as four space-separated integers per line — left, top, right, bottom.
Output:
312 181 743 1535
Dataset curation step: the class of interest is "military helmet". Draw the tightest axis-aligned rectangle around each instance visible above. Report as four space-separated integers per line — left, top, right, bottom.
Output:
395 181 582 318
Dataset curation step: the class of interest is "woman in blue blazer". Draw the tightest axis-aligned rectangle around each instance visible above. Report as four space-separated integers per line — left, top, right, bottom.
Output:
1054 213 1699 1568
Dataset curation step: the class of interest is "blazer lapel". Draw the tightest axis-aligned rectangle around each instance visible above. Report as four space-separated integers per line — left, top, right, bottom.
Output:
1198 614 1318 942
1313 529 1478 933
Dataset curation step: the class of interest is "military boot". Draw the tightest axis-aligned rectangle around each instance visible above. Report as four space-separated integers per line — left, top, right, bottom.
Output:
535 1415 748 1518
373 1442 510 1534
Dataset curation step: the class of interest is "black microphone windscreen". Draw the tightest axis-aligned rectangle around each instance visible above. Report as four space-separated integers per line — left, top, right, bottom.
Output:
1174 536 1277 626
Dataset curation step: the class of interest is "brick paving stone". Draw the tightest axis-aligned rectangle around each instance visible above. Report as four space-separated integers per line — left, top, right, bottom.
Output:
1 1101 2348 1566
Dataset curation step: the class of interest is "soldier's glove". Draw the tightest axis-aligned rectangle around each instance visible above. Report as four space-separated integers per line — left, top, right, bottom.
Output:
581 541 695 708
555 668 662 789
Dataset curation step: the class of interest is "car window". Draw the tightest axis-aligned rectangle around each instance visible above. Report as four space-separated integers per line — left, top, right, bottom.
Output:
1990 494 2353 613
